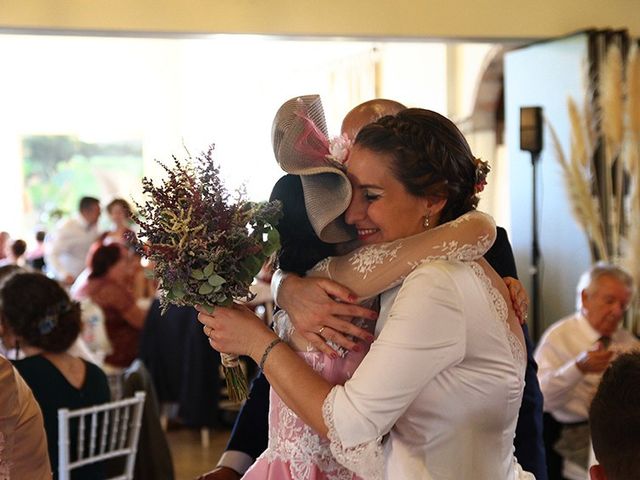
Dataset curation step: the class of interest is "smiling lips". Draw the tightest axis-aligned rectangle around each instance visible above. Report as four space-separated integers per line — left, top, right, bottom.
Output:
357 228 379 240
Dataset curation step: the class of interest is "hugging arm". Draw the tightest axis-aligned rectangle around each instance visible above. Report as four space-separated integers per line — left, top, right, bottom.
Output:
278 210 495 353
310 210 496 300
485 227 529 323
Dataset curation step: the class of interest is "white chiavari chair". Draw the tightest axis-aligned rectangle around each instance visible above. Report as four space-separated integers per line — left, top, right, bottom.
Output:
58 391 145 480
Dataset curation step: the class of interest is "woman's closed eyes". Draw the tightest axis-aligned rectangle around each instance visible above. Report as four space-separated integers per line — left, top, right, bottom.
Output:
363 189 383 202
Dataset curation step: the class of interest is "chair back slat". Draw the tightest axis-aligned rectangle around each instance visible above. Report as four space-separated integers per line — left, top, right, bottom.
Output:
58 391 146 480
58 408 71 480
89 410 98 456
110 406 120 451
124 391 145 476
118 405 131 449
99 409 109 454
77 414 85 460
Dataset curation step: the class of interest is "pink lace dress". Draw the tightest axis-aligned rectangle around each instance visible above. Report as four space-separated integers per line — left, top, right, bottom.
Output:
243 343 369 480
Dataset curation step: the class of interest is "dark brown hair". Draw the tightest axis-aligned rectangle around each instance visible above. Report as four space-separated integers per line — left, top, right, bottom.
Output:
589 352 640 480
0 272 81 352
88 243 124 279
354 108 481 224
10 239 27 258
106 198 132 218
79 196 100 213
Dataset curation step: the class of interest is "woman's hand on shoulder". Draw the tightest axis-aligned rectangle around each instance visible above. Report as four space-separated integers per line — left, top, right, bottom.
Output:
503 277 529 325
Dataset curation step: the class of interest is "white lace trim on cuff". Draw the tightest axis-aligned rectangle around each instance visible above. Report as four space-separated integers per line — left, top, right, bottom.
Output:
322 387 384 480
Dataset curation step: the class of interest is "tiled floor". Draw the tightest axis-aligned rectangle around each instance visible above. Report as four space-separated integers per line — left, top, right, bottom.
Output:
167 427 232 480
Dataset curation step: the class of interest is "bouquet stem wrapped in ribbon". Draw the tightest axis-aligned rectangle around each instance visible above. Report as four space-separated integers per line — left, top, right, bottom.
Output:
131 146 282 402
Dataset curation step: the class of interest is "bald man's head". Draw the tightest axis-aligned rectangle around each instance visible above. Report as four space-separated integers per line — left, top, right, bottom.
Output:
341 99 407 139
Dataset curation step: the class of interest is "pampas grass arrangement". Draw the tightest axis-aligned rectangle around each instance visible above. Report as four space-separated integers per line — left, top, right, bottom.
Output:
624 44 640 332
547 42 640 332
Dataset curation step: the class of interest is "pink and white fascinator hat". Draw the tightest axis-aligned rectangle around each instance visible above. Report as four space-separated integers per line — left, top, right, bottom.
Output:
272 95 356 243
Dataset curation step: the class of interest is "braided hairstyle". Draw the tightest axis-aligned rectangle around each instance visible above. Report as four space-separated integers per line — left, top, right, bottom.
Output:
0 272 82 352
354 108 485 224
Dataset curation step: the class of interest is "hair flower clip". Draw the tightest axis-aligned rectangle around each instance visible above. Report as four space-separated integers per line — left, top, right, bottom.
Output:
325 133 352 170
474 157 490 193
39 315 57 335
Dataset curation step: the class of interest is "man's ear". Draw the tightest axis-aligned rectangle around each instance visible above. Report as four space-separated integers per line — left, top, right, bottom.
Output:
589 464 607 480
581 289 590 310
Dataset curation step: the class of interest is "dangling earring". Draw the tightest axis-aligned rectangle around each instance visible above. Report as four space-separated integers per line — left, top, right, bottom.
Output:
423 213 430 229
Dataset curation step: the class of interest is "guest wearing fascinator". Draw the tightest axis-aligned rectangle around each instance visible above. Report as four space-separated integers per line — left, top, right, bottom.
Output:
200 101 536 478
0 272 111 479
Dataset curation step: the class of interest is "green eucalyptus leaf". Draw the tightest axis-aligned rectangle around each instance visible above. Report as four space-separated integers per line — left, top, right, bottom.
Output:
238 271 253 285
144 269 156 280
171 282 186 299
252 256 264 274
204 262 215 277
200 304 215 314
264 242 278 256
208 274 226 286
191 269 205 280
199 283 214 295
267 227 280 246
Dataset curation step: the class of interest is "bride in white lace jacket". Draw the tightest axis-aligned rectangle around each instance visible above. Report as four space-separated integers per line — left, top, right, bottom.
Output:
199 108 535 479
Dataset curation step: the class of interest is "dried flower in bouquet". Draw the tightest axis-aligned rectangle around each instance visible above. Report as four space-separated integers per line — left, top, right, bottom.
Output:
131 145 282 402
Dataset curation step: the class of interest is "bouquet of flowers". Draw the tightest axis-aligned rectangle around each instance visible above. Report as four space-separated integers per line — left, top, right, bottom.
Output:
131 145 282 402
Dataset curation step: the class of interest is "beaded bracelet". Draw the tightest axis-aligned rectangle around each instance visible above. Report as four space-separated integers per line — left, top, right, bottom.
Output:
259 337 283 371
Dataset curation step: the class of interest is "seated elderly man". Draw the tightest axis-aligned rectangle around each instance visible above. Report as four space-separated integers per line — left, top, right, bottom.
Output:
534 262 639 479
588 351 640 480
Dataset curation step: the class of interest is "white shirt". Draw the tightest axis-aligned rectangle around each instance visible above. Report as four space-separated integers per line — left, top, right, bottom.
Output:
44 215 99 281
534 312 639 423
324 260 531 480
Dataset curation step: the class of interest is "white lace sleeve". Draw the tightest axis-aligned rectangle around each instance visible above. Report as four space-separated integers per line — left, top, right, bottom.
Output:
309 210 496 300
322 387 384 480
